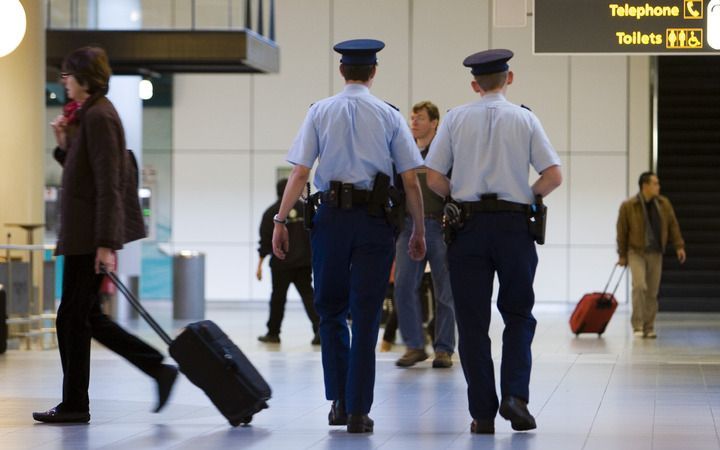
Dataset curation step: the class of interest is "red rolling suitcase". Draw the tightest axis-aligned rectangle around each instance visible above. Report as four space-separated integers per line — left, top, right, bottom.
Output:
569 265 626 336
104 269 271 426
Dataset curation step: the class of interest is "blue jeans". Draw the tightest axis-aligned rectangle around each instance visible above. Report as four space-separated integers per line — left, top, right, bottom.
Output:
394 217 456 353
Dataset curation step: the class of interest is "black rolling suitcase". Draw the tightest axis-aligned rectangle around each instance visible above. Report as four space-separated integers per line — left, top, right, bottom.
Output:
104 270 271 426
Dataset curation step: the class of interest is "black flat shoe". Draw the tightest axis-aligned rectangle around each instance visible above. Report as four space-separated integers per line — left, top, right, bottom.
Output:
328 399 347 425
499 396 536 431
155 364 179 412
470 418 494 434
346 414 373 433
32 406 90 424
258 334 280 344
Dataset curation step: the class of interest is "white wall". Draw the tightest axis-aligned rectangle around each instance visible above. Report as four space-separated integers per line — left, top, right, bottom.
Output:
170 0 651 302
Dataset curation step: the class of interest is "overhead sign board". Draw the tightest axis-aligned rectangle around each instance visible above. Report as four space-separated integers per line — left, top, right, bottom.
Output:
534 0 720 54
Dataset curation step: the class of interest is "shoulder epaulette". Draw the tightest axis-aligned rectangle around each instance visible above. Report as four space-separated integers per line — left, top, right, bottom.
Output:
521 104 532 111
384 101 399 112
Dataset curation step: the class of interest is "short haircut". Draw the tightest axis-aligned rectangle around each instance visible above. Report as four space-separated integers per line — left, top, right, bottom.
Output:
62 46 112 95
340 64 375 82
412 101 440 123
638 171 656 189
276 178 288 198
473 71 508 92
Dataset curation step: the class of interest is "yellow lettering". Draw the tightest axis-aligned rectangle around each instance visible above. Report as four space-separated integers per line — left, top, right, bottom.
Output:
615 30 664 45
609 3 681 20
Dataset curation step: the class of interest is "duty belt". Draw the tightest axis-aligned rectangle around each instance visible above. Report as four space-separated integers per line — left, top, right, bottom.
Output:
310 188 372 207
462 199 529 215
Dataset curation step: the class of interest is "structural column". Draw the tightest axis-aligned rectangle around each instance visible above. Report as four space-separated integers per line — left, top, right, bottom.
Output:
0 0 45 292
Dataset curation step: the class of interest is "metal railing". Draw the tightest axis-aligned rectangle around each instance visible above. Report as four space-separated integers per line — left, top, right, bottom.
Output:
0 243 57 350
46 0 276 41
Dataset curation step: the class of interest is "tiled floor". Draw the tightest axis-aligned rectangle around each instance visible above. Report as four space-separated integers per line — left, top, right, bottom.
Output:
1 301 720 449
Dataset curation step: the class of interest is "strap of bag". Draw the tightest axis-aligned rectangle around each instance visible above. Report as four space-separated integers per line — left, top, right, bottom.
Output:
101 266 173 346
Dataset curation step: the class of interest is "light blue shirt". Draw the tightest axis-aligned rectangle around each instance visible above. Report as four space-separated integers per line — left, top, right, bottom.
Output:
425 92 561 204
287 84 422 191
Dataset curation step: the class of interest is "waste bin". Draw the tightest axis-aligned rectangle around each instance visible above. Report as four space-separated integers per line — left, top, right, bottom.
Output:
173 251 205 320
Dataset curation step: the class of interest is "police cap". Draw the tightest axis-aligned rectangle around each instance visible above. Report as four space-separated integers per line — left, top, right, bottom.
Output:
333 39 385 65
462 49 514 76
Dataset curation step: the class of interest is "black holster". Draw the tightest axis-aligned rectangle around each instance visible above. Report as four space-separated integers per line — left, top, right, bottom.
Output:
303 182 316 230
528 195 547 245
370 172 405 233
442 198 464 245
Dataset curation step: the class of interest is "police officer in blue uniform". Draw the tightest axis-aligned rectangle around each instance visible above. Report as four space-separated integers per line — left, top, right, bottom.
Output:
425 49 562 434
271 39 426 433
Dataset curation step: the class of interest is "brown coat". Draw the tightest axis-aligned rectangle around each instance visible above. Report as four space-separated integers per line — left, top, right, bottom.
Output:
616 194 684 259
55 96 146 255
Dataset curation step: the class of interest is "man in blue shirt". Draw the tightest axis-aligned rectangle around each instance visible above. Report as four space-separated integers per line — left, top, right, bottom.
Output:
272 39 426 433
425 49 562 434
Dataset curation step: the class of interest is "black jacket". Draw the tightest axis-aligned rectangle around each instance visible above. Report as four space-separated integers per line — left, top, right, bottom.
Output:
54 96 146 255
258 200 311 269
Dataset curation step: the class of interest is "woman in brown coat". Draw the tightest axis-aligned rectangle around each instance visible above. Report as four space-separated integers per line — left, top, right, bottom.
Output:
33 47 177 423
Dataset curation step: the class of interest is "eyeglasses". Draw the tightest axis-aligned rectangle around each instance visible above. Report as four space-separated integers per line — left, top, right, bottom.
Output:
59 72 73 80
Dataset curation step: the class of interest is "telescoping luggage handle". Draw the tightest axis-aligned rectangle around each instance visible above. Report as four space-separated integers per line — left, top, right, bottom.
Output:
601 264 627 301
100 265 173 346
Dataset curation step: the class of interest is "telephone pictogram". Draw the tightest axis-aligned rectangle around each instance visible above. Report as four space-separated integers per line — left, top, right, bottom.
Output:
685 0 703 19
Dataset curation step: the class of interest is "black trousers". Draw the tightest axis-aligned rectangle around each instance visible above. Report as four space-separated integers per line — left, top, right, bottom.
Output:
266 266 319 336
56 254 164 412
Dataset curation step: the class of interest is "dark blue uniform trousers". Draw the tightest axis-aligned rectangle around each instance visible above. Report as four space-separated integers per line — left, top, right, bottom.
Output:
447 212 537 421
311 205 395 415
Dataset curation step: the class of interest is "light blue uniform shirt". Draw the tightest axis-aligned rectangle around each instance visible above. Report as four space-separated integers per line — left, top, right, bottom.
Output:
425 92 561 204
287 84 422 191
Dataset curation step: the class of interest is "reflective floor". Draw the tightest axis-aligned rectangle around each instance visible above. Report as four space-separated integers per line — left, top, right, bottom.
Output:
1 301 720 450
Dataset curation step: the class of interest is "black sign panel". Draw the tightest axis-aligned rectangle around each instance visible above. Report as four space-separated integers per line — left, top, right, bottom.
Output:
535 0 720 54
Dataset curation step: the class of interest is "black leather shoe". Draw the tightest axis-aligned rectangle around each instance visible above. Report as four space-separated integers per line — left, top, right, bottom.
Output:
154 364 179 412
328 400 347 425
346 414 373 433
258 334 280 344
32 406 90 424
470 418 494 434
499 396 536 431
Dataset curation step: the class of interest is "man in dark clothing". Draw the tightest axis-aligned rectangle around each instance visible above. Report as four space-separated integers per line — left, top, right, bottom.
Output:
257 178 320 345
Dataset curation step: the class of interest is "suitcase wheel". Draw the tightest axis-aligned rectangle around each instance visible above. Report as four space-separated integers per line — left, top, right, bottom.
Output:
230 416 254 427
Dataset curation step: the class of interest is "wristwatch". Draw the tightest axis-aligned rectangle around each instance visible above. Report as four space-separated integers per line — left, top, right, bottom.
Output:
273 214 288 225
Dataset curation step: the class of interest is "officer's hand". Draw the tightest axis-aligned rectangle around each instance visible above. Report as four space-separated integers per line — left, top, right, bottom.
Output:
677 248 687 264
272 224 289 260
408 233 426 261
617 257 627 267
256 264 263 281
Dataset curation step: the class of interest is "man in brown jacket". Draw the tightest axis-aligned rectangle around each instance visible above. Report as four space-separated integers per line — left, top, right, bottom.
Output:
616 171 686 338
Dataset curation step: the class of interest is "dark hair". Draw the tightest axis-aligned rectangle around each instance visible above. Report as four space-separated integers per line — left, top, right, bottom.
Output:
340 64 375 82
412 101 440 123
638 171 656 189
473 71 508 91
62 46 112 96
276 178 288 198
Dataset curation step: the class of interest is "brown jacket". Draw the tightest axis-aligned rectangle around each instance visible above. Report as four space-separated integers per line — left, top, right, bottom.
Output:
616 194 684 259
55 96 146 255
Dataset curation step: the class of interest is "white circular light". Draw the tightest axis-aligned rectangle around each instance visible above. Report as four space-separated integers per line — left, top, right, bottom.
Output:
139 79 153 100
0 0 27 58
